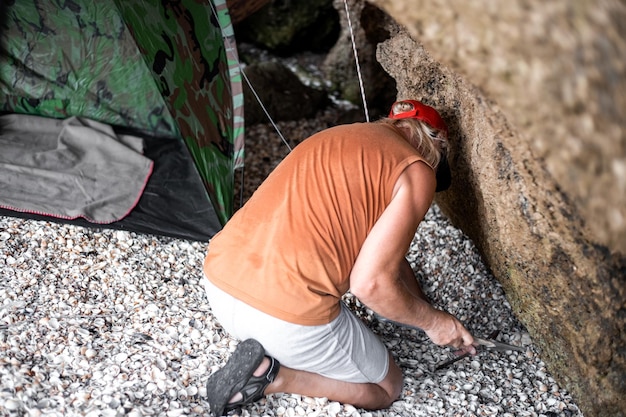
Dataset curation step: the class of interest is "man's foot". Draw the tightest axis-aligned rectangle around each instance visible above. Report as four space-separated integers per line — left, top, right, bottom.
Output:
206 339 280 416
227 357 271 403
224 355 279 411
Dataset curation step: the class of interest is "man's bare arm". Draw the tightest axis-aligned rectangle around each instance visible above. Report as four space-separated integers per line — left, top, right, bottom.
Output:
349 162 474 350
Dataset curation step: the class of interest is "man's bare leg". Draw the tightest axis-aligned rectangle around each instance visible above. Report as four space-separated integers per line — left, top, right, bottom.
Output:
230 352 404 410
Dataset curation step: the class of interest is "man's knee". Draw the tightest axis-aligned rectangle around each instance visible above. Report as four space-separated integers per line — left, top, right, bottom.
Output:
378 355 403 406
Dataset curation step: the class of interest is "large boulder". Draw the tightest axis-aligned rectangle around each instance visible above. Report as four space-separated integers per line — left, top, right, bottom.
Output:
376 26 626 417
367 0 626 256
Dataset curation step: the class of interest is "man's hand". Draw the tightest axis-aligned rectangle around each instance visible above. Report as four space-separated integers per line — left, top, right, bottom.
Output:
424 309 476 355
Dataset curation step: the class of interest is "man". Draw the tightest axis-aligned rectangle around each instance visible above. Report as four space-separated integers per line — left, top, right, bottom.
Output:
203 100 476 416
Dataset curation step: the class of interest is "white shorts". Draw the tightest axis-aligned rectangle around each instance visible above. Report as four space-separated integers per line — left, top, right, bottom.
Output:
203 278 389 384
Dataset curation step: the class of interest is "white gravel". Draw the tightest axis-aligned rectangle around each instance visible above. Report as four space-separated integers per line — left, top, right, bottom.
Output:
0 113 584 417
0 210 584 417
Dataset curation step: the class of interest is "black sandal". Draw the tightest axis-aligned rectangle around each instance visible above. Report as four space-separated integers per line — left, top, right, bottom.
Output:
224 354 280 412
206 339 280 416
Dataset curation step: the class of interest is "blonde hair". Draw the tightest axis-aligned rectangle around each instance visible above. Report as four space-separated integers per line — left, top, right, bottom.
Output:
377 117 448 169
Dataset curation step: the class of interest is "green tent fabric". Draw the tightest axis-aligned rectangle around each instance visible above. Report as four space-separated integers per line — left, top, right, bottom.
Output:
0 0 244 240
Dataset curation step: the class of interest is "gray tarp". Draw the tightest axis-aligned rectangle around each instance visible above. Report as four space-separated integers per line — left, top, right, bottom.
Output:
0 114 153 223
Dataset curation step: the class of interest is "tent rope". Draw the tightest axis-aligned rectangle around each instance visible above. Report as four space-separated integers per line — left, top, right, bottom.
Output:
343 0 369 122
240 69 292 152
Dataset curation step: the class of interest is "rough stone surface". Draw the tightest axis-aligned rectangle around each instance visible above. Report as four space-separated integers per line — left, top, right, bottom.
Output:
368 0 626 256
376 28 626 417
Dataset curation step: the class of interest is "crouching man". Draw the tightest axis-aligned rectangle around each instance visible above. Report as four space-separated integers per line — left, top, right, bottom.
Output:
203 100 475 416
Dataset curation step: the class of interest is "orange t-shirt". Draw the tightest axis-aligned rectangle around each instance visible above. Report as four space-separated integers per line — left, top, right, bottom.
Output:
204 123 426 325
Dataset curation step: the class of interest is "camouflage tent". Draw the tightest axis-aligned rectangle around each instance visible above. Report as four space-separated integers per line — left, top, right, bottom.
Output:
0 0 244 241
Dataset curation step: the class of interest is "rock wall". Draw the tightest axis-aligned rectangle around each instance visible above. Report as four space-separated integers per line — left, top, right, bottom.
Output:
368 0 626 256
370 11 625 417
